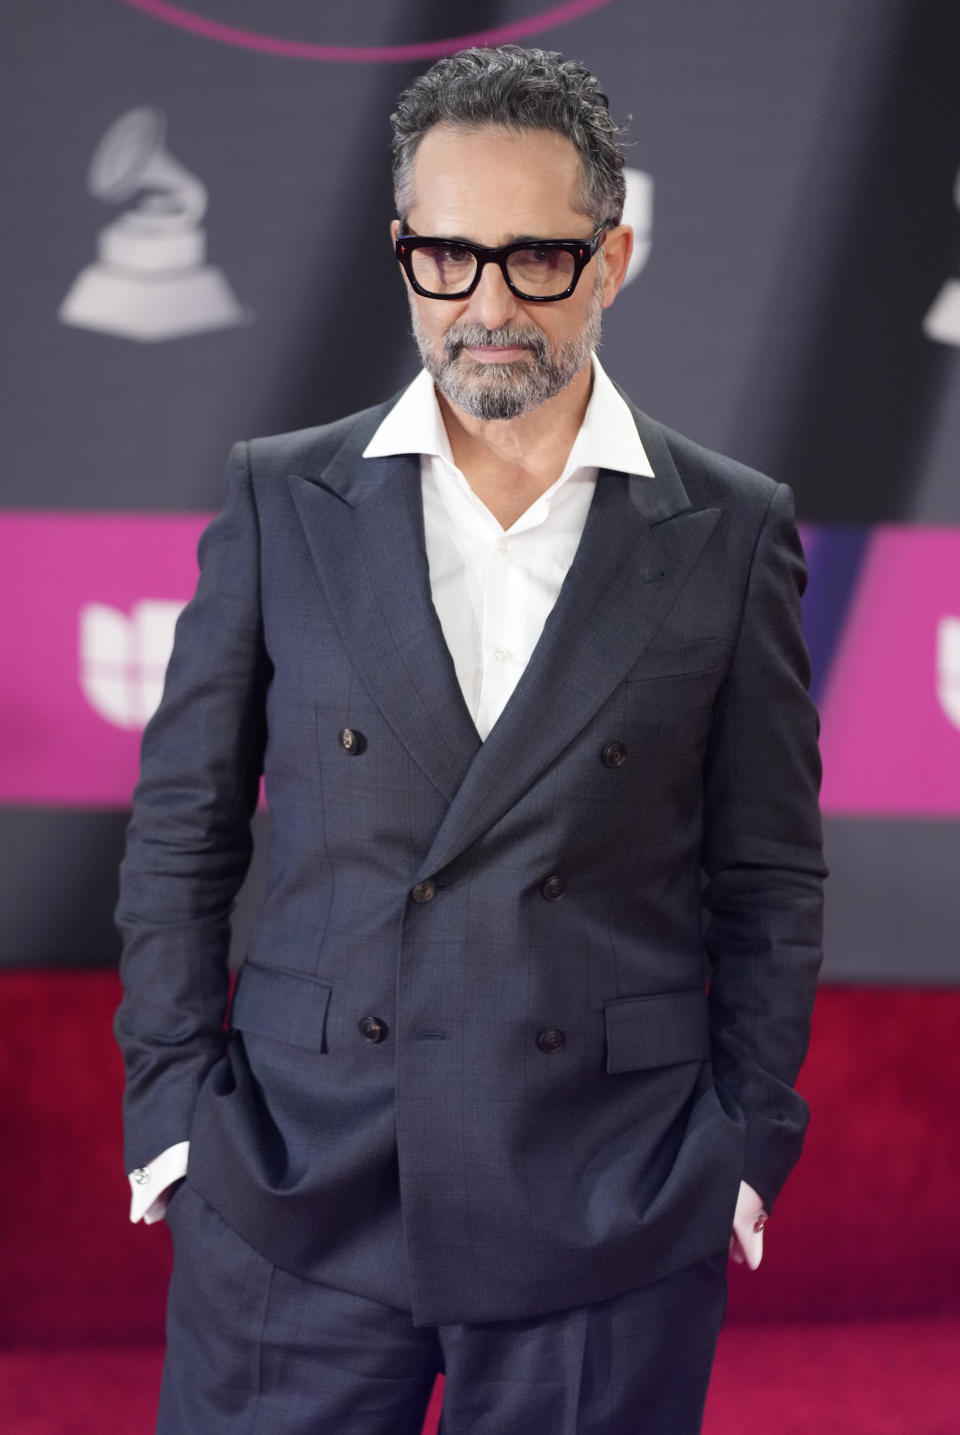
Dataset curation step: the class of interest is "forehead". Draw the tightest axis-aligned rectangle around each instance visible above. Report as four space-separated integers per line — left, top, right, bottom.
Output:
405 124 591 243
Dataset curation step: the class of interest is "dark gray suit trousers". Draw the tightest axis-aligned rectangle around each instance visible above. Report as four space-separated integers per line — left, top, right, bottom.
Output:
159 1182 726 1435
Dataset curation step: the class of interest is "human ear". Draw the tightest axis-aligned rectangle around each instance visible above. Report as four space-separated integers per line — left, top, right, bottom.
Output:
390 218 414 292
599 225 634 307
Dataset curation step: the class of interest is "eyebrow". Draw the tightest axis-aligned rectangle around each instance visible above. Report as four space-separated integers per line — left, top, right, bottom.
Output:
401 228 576 245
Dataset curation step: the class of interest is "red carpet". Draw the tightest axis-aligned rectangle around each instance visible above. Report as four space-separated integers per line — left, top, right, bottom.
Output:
2 971 958 1430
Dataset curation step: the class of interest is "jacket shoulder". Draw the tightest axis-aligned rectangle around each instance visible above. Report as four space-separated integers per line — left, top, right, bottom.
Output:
631 403 781 517
243 394 404 481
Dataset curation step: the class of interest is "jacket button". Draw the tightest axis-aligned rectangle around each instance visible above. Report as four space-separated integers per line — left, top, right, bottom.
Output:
359 1015 387 1043
536 1028 566 1053
601 740 628 768
410 879 436 904
540 875 566 902
339 727 365 754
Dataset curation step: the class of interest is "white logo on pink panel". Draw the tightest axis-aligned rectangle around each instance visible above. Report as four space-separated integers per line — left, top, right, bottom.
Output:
80 600 185 729
0 513 208 806
937 617 960 731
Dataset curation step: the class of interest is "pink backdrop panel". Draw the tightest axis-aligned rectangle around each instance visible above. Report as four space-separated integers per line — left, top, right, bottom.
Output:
0 513 210 807
818 526 960 816
6 515 960 815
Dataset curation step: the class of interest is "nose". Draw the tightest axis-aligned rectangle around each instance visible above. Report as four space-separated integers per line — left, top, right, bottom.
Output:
466 259 521 330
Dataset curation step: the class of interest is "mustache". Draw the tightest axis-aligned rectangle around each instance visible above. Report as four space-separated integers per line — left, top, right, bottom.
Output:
444 323 548 363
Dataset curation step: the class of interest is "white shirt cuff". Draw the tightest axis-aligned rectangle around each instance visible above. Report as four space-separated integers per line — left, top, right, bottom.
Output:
128 1141 189 1224
730 1179 767 1270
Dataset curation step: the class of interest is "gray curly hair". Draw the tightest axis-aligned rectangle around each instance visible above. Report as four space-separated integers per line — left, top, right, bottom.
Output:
391 45 627 226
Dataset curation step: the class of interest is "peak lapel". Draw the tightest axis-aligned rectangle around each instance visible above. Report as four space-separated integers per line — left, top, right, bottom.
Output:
290 445 480 803
418 457 719 879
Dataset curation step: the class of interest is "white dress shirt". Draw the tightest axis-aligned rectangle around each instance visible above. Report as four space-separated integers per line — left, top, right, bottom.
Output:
129 354 765 1267
363 354 653 738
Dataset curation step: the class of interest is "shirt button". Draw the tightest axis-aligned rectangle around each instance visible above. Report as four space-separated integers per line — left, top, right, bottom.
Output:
536 1028 566 1054
497 538 510 554
540 875 566 902
494 647 510 663
601 740 628 768
359 1015 387 1043
410 879 437 904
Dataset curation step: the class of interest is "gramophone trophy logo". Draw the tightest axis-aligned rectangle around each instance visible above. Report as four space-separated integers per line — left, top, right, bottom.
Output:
923 165 960 347
59 107 246 342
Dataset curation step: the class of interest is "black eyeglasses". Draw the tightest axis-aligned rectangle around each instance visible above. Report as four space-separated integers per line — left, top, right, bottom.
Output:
395 226 609 302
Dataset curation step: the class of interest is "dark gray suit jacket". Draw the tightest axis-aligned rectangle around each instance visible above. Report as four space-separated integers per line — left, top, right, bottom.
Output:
115 392 825 1326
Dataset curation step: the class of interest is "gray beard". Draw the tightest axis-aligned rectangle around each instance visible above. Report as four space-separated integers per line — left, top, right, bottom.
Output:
410 283 603 422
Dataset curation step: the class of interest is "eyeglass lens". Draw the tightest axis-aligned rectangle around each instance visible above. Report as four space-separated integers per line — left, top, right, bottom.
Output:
410 243 578 297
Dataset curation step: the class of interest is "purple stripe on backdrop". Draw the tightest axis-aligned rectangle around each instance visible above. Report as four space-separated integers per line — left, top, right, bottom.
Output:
118 0 619 63
798 524 873 708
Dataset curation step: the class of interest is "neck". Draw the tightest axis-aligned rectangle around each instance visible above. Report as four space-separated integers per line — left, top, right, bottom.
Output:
438 360 592 530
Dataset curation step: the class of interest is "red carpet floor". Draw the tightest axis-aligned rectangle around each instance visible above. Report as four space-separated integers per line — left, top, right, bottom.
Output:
2 971 958 1431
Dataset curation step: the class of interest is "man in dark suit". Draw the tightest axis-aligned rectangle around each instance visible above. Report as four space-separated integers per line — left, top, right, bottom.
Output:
116 44 825 1435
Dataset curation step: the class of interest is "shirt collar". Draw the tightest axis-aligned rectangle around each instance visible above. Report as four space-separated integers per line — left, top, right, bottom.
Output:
362 354 654 478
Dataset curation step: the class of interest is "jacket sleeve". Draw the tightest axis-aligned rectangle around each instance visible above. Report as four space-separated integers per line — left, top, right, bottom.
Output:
701 480 826 1209
114 443 270 1173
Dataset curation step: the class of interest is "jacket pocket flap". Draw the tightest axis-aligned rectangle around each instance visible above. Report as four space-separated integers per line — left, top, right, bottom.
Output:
604 990 711 1074
626 637 721 681
230 962 332 1052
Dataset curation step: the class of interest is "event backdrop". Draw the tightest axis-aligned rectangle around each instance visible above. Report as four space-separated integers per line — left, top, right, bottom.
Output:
3 0 959 980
